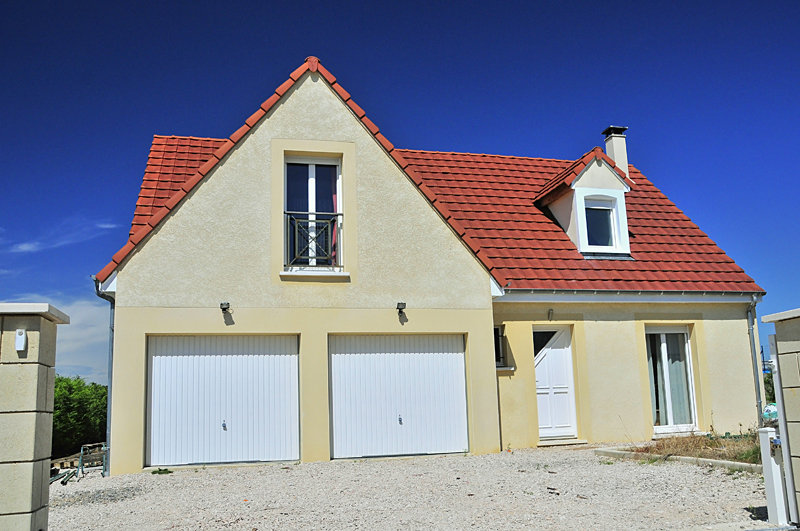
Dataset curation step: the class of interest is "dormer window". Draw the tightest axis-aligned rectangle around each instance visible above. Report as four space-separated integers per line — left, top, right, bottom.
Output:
575 189 630 256
585 199 614 247
536 147 634 259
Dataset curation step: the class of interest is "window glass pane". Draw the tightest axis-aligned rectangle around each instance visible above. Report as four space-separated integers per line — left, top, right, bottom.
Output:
646 334 667 426
533 331 557 357
494 327 504 366
314 165 337 213
586 207 613 247
286 163 309 212
665 333 693 425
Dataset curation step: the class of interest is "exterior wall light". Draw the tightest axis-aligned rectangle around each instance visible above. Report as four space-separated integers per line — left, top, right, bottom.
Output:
396 302 406 317
220 302 231 314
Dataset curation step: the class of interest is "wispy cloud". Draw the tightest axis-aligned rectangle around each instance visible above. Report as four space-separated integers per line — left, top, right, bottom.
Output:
7 217 120 254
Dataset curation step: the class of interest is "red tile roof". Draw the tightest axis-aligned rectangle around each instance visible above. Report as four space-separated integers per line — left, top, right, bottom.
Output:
396 149 763 292
97 56 764 294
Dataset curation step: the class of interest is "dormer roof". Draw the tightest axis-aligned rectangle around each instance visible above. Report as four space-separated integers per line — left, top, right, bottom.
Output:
535 147 634 205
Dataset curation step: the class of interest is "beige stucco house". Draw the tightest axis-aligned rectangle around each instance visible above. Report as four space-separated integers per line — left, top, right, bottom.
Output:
94 57 765 475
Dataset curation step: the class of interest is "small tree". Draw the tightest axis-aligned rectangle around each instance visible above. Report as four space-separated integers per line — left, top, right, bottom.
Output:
52 375 107 458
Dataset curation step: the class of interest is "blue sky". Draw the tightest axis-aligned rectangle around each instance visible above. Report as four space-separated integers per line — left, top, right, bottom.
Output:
2 1 798 384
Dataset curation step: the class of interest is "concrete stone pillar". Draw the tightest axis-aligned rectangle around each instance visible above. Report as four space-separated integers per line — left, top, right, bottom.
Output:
0 304 69 531
763 308 800 524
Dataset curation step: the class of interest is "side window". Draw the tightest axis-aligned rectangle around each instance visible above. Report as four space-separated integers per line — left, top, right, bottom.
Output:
494 326 505 367
645 328 696 432
285 159 342 269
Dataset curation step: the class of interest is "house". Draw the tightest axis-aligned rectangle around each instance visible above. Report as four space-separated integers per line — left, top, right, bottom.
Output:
94 56 765 475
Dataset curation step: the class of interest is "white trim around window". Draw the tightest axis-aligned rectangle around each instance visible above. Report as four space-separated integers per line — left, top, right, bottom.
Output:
574 187 630 255
645 325 699 435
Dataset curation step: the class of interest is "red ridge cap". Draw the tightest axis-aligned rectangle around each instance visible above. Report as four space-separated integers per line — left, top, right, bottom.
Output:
261 94 281 113
305 56 320 72
112 241 135 264
230 124 251 143
129 224 153 245
275 78 294 97
290 62 309 81
96 261 117 282
317 63 336 84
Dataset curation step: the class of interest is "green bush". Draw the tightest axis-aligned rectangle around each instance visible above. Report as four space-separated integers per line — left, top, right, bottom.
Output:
52 375 107 459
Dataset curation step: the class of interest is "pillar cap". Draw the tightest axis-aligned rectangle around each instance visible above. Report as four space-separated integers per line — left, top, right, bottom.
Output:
0 303 70 324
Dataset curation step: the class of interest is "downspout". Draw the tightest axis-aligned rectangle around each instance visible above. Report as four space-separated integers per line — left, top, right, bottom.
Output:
92 275 115 476
748 294 764 428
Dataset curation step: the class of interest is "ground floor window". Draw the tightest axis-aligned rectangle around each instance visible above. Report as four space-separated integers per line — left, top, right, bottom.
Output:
645 328 696 432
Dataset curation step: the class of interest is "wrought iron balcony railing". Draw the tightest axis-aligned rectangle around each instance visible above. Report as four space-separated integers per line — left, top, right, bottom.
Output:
285 212 342 267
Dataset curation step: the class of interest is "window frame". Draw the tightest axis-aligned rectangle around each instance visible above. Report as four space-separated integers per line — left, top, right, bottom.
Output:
645 325 698 434
574 187 631 255
283 156 343 272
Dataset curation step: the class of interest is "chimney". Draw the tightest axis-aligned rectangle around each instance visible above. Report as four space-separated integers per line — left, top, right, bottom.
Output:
602 126 628 178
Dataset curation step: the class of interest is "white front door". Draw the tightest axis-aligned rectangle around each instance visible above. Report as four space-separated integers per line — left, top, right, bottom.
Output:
534 327 577 439
329 334 469 458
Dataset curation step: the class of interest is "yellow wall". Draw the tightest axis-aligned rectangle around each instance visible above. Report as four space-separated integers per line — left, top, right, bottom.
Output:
109 307 499 475
108 71 501 475
493 302 757 448
115 72 492 310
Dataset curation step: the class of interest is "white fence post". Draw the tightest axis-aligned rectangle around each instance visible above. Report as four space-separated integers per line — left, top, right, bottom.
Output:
759 426 789 525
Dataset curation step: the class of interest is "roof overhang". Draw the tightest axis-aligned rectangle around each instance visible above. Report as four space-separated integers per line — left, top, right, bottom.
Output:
494 290 764 304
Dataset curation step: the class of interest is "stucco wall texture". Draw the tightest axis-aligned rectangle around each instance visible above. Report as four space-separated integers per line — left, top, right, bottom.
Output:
115 73 492 310
494 302 758 449
107 72 500 474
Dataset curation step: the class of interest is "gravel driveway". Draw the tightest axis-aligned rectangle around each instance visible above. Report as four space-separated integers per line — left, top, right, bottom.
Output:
50 445 769 530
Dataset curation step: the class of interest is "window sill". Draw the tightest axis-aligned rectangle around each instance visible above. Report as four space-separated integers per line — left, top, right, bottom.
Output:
279 270 351 282
580 251 633 260
496 366 515 372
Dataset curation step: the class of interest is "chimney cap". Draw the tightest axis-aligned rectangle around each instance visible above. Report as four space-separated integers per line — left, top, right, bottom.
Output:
602 125 628 138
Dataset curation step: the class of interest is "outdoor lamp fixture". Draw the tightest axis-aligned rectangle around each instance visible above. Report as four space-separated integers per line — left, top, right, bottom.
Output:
220 302 231 314
396 302 406 317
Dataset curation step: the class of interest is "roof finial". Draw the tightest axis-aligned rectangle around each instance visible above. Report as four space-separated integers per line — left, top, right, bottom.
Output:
305 56 320 72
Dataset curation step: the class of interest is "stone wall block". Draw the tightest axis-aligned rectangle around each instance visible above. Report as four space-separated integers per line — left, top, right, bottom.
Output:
1 316 57 367
0 364 49 413
0 460 46 514
788 422 800 458
0 413 52 462
779 353 800 388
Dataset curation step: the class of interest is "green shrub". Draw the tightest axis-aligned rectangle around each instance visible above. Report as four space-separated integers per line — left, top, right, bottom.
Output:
52 375 107 458
764 371 775 403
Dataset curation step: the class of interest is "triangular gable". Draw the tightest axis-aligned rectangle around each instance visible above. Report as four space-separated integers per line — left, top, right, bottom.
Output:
96 57 508 286
535 147 633 206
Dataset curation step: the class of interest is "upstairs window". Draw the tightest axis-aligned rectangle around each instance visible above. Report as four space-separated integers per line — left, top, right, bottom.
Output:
285 158 342 269
575 189 630 256
585 199 614 247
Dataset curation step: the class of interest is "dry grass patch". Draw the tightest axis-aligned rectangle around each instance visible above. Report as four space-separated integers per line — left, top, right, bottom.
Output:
631 432 761 464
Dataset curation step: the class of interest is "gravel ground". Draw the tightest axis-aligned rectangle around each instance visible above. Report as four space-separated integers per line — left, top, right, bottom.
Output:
50 445 770 531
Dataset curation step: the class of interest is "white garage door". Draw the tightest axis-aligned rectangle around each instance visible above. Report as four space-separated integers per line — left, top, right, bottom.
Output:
148 335 299 466
330 334 469 458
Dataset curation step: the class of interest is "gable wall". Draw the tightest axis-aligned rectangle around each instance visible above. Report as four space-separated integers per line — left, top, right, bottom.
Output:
114 72 491 310
572 160 628 190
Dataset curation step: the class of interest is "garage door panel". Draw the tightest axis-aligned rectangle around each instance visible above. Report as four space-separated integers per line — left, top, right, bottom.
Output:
330 335 468 459
148 336 299 466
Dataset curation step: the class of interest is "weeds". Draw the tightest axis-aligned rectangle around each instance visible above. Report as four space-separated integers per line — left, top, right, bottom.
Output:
630 430 761 465
151 468 173 475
